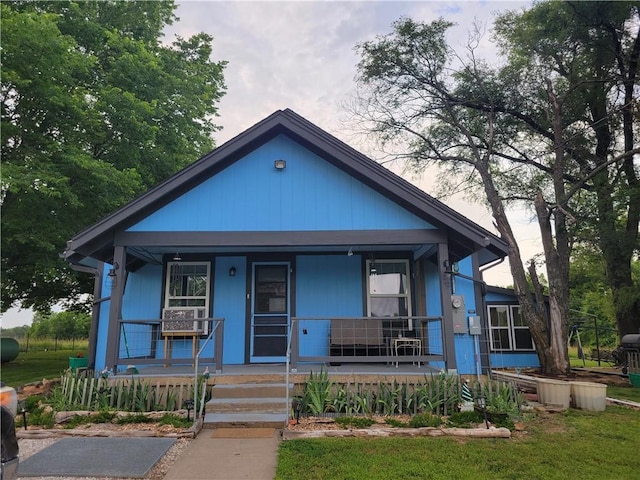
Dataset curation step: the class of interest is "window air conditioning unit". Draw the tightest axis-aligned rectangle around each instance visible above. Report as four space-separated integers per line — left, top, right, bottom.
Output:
162 307 208 335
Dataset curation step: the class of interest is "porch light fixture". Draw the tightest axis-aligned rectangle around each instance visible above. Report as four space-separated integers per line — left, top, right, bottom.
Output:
172 252 182 261
107 262 119 289
228 266 237 277
274 159 286 170
347 247 353 256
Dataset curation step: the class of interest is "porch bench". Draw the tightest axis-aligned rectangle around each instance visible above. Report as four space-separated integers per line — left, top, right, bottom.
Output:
329 319 385 357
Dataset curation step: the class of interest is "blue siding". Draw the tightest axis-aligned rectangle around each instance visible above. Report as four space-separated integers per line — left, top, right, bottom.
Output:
128 135 434 232
119 265 163 361
423 261 444 370
121 265 163 319
486 290 517 303
424 261 442 317
490 353 540 369
95 282 110 372
213 257 247 364
452 257 479 374
296 255 363 357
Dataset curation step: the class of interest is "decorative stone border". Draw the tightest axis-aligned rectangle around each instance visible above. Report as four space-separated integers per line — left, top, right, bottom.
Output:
17 416 203 439
282 426 511 440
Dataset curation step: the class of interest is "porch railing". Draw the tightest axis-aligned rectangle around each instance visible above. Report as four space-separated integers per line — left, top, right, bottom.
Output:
289 316 445 371
115 318 224 372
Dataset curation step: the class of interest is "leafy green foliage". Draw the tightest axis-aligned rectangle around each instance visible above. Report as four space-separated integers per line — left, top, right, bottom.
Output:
301 368 335 415
158 412 193 429
298 372 481 418
383 417 408 428
446 410 484 428
333 416 375 429
352 1 640 370
64 410 117 428
408 412 442 428
29 311 91 340
1 0 226 312
115 413 154 425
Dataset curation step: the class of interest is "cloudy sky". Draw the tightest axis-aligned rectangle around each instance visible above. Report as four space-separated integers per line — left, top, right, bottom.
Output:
162 0 540 276
2 0 541 328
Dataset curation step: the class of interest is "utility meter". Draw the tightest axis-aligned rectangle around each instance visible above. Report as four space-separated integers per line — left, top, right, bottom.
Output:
451 295 467 334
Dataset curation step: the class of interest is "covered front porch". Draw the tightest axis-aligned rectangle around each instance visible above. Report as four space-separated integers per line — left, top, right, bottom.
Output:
108 315 447 375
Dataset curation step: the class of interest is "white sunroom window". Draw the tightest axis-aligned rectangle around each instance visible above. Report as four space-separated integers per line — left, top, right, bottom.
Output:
164 262 210 315
488 305 534 351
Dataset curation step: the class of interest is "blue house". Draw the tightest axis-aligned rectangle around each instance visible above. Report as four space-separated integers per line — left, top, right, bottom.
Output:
64 109 538 375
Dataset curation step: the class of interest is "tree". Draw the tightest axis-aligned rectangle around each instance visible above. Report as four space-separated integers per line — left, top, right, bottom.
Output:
29 310 90 339
351 2 639 373
494 1 640 338
1 1 227 313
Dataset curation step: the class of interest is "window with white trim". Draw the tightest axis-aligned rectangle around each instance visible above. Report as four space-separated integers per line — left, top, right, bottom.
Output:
164 262 210 315
488 305 534 351
366 259 412 318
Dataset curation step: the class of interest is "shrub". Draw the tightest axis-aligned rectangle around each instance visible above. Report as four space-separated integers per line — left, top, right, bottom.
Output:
158 412 193 428
334 416 375 429
447 410 484 428
115 413 154 424
384 417 408 428
409 413 442 428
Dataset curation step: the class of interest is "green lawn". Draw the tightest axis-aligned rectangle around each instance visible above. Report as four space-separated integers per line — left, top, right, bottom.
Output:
607 384 640 403
276 406 639 480
0 349 82 386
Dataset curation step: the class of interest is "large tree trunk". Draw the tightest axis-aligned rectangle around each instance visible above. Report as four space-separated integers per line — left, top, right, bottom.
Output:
477 165 569 374
533 192 570 375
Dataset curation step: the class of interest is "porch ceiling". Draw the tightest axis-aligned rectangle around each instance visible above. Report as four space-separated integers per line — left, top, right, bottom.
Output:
127 243 429 265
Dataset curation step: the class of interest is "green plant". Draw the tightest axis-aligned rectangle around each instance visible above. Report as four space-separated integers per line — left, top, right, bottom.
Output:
409 412 442 428
447 410 484 428
480 381 524 419
384 417 408 428
21 405 55 429
302 368 334 415
334 416 375 429
376 380 401 415
115 413 153 424
158 412 193 429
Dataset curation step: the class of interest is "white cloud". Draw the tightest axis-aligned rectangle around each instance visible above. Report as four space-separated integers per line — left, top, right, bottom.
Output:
161 0 540 289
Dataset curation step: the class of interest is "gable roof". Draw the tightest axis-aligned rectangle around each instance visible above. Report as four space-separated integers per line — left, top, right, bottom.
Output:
64 109 509 265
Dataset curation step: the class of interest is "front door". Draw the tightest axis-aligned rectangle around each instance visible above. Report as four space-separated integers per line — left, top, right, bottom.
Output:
250 263 290 363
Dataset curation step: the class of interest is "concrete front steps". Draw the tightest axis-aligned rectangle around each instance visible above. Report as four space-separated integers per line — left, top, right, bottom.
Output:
203 381 291 428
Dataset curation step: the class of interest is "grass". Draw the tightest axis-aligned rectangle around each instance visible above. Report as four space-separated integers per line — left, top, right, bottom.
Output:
0 348 82 386
276 406 639 480
607 385 640 403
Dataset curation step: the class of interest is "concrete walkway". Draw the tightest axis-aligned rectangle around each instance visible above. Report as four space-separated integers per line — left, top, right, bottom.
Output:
163 428 281 480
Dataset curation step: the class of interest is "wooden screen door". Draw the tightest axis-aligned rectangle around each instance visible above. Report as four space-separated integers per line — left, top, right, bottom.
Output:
250 263 290 362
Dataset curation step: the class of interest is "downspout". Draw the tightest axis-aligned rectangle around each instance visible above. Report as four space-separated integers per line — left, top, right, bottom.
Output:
68 263 109 371
477 255 506 376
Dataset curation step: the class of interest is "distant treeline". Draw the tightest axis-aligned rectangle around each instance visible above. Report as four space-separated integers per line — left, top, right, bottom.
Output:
1 310 90 341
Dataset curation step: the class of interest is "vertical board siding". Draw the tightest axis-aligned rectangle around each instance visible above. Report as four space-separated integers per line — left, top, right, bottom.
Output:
296 255 363 356
95 274 112 372
213 256 247 364
452 257 479 374
128 135 434 232
120 265 163 361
